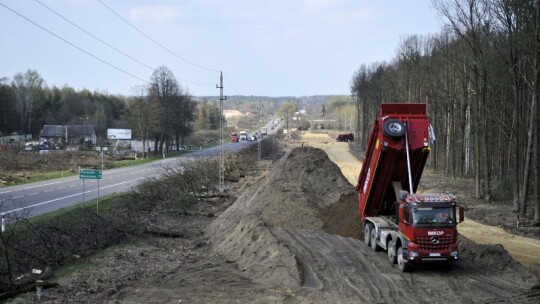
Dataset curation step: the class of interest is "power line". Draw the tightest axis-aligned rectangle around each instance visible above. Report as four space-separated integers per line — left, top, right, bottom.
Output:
224 76 242 96
34 0 154 71
33 0 214 87
97 0 220 73
0 2 150 84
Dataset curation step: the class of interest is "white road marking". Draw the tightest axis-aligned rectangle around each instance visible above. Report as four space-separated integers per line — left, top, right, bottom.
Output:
4 179 140 214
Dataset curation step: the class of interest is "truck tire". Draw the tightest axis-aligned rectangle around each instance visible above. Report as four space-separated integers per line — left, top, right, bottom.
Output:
364 224 372 246
370 228 380 251
383 120 406 139
387 240 397 264
397 247 410 272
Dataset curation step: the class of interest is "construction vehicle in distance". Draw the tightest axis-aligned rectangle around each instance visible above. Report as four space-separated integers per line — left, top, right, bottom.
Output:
230 131 239 143
337 133 354 142
355 103 464 272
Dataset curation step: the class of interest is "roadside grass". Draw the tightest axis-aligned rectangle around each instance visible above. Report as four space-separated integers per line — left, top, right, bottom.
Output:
0 149 195 187
108 156 161 168
50 259 95 282
0 170 77 187
20 193 127 229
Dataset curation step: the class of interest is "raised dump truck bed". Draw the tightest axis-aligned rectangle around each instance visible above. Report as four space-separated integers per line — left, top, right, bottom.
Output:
356 103 431 220
355 103 463 272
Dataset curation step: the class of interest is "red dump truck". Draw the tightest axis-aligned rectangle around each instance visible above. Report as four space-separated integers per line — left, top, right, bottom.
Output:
355 103 464 272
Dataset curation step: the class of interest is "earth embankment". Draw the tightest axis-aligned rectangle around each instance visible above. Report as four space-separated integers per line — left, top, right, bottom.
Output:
207 143 540 303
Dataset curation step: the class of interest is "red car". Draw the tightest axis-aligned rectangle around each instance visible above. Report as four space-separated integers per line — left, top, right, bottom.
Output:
230 132 239 143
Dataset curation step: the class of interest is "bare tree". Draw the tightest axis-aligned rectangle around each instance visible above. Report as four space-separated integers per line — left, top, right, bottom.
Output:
11 69 44 134
148 66 181 155
128 85 152 158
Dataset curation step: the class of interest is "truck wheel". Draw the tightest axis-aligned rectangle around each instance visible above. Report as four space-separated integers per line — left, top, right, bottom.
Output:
383 120 406 139
397 247 410 272
387 240 397 264
370 228 380 251
364 224 372 246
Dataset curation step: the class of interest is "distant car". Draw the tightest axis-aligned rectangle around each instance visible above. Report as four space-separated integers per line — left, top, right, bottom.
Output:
24 144 34 151
239 131 249 141
170 146 186 151
39 143 51 155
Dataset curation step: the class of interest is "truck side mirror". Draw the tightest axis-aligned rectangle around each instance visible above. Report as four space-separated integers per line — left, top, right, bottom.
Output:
458 206 464 223
399 190 408 200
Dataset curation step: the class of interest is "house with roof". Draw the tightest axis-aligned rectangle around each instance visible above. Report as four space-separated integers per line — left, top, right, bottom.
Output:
39 125 96 148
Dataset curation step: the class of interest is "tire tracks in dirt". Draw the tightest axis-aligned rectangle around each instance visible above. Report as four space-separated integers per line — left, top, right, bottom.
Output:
272 227 537 303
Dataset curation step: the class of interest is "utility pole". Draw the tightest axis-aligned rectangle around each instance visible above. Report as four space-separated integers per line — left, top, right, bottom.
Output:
258 137 261 162
81 115 87 150
217 72 227 193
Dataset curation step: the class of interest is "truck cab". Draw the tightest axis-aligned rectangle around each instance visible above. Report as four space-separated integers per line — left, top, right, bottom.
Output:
356 103 464 272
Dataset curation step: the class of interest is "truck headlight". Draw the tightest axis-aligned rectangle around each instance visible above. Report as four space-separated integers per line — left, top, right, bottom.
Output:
451 251 458 259
409 251 419 260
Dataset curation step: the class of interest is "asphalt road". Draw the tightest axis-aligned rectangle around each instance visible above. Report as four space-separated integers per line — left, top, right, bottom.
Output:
0 141 251 220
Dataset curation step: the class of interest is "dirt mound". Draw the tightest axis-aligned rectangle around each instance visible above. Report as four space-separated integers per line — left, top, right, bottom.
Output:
459 236 532 272
207 146 357 286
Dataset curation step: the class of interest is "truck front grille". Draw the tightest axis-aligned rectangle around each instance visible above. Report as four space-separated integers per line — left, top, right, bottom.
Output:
416 234 454 251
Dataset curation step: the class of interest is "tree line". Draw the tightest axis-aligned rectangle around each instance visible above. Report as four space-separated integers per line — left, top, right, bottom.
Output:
350 0 539 223
0 66 223 156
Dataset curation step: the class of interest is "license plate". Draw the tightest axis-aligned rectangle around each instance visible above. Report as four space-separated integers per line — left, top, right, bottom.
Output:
429 253 441 257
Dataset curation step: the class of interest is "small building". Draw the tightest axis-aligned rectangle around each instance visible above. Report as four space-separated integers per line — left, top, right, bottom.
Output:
0 132 32 145
0 132 32 151
39 125 96 148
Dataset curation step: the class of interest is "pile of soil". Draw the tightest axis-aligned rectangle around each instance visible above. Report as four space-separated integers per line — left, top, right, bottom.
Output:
208 144 540 303
207 146 358 287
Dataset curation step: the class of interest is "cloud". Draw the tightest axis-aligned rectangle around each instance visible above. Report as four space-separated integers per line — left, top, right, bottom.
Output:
130 6 177 23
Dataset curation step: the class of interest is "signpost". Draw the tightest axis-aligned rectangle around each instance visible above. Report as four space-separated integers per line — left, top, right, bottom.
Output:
79 169 102 214
79 169 102 179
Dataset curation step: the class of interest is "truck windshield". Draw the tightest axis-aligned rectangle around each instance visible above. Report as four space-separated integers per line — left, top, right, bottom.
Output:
412 207 455 227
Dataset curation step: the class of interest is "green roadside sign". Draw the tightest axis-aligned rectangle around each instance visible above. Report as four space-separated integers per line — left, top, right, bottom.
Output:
79 169 102 180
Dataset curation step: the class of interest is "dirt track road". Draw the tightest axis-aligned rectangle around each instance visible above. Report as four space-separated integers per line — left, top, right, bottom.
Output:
272 228 540 303
301 132 540 267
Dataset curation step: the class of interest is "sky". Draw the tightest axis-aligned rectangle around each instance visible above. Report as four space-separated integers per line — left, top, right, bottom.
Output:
0 0 444 97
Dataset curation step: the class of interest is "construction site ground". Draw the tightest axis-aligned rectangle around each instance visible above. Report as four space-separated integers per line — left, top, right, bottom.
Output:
12 132 540 303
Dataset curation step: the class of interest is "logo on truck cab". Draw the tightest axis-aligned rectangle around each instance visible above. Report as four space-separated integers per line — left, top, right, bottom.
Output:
428 231 444 236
